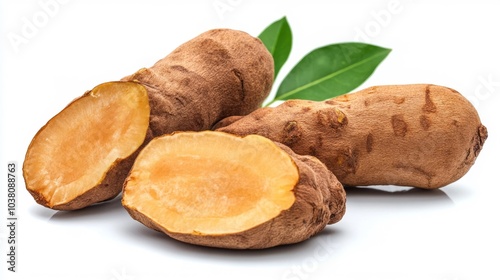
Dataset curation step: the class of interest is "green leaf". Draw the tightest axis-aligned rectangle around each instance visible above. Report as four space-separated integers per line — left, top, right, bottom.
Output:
272 43 391 102
258 16 292 79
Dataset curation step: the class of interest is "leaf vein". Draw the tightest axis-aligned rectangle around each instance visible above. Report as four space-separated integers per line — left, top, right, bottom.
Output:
277 50 389 100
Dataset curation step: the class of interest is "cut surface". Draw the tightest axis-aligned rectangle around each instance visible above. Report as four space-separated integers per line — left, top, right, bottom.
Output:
23 81 150 208
123 131 299 235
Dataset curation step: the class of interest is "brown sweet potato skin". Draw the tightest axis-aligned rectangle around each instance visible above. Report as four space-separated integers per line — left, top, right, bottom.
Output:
24 29 273 210
42 146 141 210
217 84 488 189
123 28 274 138
124 143 346 249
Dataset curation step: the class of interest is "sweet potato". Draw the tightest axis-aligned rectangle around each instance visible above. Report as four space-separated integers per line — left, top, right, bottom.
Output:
122 131 346 249
23 82 150 210
217 84 488 189
121 28 274 137
23 29 274 210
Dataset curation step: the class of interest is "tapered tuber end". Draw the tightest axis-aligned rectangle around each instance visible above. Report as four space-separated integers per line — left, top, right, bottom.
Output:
476 125 488 157
122 131 345 249
23 81 150 210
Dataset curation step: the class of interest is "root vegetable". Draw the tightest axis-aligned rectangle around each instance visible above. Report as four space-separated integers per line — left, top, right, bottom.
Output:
23 82 149 210
122 131 346 249
23 29 274 210
121 28 274 137
217 84 488 189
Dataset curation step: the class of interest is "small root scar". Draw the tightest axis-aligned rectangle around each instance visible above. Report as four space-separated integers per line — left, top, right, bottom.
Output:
422 86 437 113
391 115 408 137
316 109 347 128
334 108 347 125
282 121 302 146
334 149 359 177
393 97 405 104
366 133 374 153
419 115 431 130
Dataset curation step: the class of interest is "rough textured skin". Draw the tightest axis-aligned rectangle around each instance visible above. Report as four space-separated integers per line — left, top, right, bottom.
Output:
24 29 273 210
122 28 274 138
124 143 346 249
217 84 488 189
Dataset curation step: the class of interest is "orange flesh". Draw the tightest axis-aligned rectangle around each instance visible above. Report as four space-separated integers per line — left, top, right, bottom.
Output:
23 82 150 208
123 132 298 235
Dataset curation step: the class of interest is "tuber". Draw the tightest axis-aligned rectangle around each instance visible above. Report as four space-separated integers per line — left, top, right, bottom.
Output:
23 29 274 210
23 82 149 210
122 131 346 249
217 84 488 189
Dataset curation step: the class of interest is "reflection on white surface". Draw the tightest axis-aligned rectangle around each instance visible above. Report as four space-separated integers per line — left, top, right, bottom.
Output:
12 177 500 280
34 186 458 279
48 196 342 262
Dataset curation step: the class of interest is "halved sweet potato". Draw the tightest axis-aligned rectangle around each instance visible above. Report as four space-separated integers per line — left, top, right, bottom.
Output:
23 82 150 210
122 131 346 249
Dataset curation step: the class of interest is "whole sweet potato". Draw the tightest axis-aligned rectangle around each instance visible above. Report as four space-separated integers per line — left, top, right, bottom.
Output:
24 29 274 210
217 84 488 189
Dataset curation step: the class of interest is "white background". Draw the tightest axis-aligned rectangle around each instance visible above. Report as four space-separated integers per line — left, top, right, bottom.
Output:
1 1 499 279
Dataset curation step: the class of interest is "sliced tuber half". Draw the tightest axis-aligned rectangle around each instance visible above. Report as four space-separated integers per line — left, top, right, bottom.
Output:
23 28 274 210
23 81 150 210
122 131 346 249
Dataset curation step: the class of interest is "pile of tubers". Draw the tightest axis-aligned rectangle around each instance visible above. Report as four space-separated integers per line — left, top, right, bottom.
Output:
23 29 487 249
